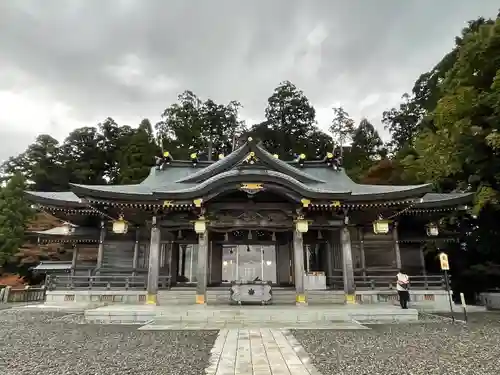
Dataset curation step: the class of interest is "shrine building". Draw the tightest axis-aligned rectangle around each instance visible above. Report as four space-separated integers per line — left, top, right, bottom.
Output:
26 138 472 307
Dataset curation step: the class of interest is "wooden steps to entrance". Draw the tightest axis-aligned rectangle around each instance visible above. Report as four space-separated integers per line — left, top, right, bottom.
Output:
157 288 345 306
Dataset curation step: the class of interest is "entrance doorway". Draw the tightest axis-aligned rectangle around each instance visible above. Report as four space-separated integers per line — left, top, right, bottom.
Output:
221 244 277 283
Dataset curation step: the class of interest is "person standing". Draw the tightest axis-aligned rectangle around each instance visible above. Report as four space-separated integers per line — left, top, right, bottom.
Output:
396 270 410 309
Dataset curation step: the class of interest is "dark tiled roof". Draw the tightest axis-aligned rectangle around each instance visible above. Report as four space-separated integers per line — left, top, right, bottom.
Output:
24 139 472 208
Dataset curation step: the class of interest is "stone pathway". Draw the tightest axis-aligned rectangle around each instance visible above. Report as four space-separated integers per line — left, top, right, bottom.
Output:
206 328 321 375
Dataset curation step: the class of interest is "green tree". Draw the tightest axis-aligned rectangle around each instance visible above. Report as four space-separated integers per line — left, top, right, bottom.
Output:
329 106 355 158
251 81 331 159
156 91 245 159
98 117 135 183
60 127 108 185
119 119 161 184
0 173 34 265
1 135 68 191
344 118 385 180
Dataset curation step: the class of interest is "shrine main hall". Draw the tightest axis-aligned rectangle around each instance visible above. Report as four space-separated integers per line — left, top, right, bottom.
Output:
26 138 472 307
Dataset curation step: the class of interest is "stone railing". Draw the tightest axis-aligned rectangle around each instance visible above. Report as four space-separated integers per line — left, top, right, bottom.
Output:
46 275 172 291
326 274 446 291
0 286 47 303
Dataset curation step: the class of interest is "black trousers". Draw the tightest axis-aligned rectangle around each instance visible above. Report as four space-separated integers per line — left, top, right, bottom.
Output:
398 290 410 309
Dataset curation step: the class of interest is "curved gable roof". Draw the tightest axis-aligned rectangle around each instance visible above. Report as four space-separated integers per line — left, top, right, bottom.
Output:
175 139 324 184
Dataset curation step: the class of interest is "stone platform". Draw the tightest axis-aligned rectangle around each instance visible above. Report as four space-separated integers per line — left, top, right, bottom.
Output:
83 304 418 326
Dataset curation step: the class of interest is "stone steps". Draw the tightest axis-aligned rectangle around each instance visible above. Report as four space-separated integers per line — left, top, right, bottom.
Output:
157 288 345 305
83 304 419 325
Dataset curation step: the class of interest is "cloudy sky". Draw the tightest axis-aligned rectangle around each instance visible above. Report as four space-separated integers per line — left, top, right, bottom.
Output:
0 0 498 162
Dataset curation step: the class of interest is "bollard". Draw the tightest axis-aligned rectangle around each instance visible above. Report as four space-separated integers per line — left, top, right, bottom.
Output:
460 292 468 323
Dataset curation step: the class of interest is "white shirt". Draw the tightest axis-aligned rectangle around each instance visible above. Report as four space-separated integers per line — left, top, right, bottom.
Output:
396 273 409 291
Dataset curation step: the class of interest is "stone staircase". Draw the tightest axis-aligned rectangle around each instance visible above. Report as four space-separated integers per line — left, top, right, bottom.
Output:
157 287 345 306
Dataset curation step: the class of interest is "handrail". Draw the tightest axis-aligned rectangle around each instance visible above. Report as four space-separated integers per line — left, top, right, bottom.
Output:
325 274 446 291
47 275 172 291
0 286 47 303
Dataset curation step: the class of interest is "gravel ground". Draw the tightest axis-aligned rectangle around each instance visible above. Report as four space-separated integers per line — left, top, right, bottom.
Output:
0 309 218 375
293 312 500 375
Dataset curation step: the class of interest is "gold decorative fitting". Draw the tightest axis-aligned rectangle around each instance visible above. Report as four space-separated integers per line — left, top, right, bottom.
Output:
247 137 253 142
241 183 263 190
330 200 341 208
301 198 311 208
193 198 203 208
273 154 279 159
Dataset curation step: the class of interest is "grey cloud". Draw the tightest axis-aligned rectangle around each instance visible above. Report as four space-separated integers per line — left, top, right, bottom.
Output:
0 0 499 163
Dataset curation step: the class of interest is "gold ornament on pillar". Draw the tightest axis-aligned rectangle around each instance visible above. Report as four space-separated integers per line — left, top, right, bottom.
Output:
295 215 309 233
194 216 207 234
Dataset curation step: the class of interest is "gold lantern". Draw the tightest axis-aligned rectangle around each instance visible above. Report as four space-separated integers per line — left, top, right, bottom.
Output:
295 216 309 233
112 215 128 234
426 222 439 237
373 219 390 234
194 216 207 234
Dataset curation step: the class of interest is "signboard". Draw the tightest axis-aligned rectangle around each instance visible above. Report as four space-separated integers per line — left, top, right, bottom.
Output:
439 252 450 271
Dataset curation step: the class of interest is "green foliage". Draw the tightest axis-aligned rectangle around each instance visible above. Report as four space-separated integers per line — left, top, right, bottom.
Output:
119 119 160 184
0 174 34 265
344 118 385 180
155 90 245 159
253 81 332 159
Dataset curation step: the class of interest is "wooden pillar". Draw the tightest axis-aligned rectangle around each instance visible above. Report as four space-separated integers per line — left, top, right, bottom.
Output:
293 229 306 304
420 246 428 288
132 227 140 275
341 226 356 303
325 234 334 278
196 230 209 304
71 245 79 276
393 222 402 269
146 216 161 304
358 227 366 277
96 219 106 273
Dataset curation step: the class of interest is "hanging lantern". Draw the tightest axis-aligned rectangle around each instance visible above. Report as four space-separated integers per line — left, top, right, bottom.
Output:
426 222 439 237
295 216 309 233
113 215 128 234
194 216 206 234
373 219 390 234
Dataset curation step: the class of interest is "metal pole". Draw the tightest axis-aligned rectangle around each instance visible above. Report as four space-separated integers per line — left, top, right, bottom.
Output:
261 245 264 281
444 270 454 323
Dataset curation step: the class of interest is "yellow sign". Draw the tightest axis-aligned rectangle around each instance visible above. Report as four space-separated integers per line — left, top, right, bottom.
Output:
439 252 450 271
163 200 173 208
196 294 205 304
